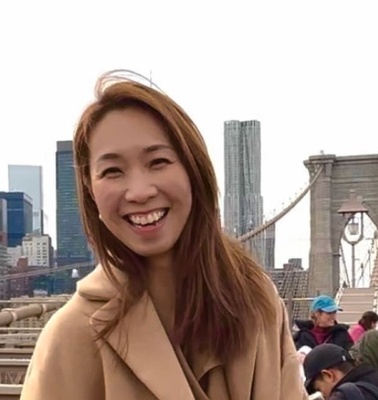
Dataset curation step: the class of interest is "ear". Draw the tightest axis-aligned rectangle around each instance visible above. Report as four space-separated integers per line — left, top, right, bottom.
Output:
319 369 334 382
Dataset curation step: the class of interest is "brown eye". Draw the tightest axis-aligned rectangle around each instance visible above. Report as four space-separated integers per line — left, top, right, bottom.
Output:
150 158 172 168
100 167 122 178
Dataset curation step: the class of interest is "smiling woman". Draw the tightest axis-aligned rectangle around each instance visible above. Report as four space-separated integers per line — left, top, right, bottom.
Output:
20 70 307 400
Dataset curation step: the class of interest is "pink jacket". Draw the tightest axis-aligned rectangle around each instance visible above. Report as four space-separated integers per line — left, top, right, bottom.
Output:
349 323 366 343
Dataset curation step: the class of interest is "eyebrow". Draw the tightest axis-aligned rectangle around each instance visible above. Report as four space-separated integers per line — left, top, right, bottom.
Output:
95 144 173 164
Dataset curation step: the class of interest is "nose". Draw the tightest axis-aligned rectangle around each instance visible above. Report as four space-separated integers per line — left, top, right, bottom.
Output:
124 172 158 204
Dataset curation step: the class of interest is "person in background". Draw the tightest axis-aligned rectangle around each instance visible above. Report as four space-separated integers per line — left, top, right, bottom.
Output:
19 70 306 400
303 344 378 399
349 311 378 343
350 330 378 370
294 295 353 351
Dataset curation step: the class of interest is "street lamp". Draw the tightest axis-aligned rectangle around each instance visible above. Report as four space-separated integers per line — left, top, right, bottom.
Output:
337 190 369 288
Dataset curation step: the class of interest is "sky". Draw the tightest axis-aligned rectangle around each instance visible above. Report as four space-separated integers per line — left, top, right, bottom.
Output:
0 1 377 270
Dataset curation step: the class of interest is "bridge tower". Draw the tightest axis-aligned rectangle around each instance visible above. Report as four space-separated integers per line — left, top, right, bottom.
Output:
304 154 378 297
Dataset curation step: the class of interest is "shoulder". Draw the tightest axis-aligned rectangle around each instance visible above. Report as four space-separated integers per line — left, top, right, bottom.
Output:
256 274 289 332
332 324 352 338
333 324 352 337
348 324 358 331
329 390 346 400
257 274 285 320
22 294 106 399
31 293 102 361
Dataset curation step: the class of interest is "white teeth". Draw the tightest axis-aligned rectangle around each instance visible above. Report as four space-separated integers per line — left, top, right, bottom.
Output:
128 210 166 226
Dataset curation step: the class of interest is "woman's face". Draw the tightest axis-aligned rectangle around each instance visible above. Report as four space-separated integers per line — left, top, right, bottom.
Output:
89 107 192 265
315 311 337 328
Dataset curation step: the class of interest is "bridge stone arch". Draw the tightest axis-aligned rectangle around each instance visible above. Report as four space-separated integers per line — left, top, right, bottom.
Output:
304 154 378 297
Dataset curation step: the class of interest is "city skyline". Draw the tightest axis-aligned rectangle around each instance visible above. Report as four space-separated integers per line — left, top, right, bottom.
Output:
1 1 378 269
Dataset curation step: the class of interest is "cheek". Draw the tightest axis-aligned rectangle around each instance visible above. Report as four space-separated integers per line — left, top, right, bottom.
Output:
164 167 192 208
92 182 123 216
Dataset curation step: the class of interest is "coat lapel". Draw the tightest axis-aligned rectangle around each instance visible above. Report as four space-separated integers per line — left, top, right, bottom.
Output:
224 330 259 400
91 293 195 400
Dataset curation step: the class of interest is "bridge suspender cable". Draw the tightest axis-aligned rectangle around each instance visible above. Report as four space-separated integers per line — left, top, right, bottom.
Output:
238 166 324 243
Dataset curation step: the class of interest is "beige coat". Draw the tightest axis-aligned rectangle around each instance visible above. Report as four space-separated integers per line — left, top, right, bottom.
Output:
21 266 307 400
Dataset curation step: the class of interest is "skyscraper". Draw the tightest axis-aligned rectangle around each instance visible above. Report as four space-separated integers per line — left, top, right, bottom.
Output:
0 199 8 299
56 141 91 266
265 224 276 270
0 192 33 247
8 165 44 234
224 120 266 265
0 199 7 267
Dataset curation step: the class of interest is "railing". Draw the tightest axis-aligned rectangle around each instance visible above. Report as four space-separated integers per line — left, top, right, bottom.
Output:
283 296 315 326
0 384 22 399
0 360 30 385
334 286 344 306
0 348 34 359
0 333 39 346
373 286 378 314
0 297 70 305
0 303 60 327
0 262 93 282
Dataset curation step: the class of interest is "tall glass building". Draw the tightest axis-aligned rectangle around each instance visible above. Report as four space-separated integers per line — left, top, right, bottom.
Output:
0 192 33 247
223 120 273 267
56 141 91 266
0 199 7 267
8 165 44 234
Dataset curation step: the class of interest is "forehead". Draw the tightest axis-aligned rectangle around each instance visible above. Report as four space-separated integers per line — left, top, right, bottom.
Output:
318 311 336 315
89 108 170 157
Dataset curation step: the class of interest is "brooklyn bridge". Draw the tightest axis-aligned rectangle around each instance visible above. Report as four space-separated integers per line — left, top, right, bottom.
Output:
0 153 377 399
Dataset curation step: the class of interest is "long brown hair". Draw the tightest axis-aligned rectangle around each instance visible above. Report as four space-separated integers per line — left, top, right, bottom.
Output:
74 70 276 361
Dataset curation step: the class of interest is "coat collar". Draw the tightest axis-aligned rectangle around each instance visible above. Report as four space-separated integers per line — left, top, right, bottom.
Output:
90 293 196 400
82 265 257 400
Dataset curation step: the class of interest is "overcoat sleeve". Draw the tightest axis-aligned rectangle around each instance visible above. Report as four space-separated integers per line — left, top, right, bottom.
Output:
20 296 104 400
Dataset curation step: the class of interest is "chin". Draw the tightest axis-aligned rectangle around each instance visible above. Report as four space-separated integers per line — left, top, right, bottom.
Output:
124 244 174 259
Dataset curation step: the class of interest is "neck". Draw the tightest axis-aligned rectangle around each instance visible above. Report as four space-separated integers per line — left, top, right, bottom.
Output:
147 261 175 291
147 251 173 271
146 253 175 289
315 323 333 329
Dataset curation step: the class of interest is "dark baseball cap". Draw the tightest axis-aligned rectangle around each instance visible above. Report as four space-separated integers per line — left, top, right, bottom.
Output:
303 344 354 394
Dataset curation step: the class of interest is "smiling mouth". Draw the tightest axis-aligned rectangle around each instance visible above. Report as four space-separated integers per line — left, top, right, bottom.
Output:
123 208 169 228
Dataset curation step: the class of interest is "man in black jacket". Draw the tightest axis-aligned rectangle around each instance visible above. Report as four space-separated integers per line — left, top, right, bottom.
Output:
303 344 378 399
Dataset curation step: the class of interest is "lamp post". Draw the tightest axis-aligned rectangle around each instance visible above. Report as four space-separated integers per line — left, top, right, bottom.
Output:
337 190 369 288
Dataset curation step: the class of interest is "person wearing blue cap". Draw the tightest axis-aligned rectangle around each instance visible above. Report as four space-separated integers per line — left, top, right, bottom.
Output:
293 295 353 352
